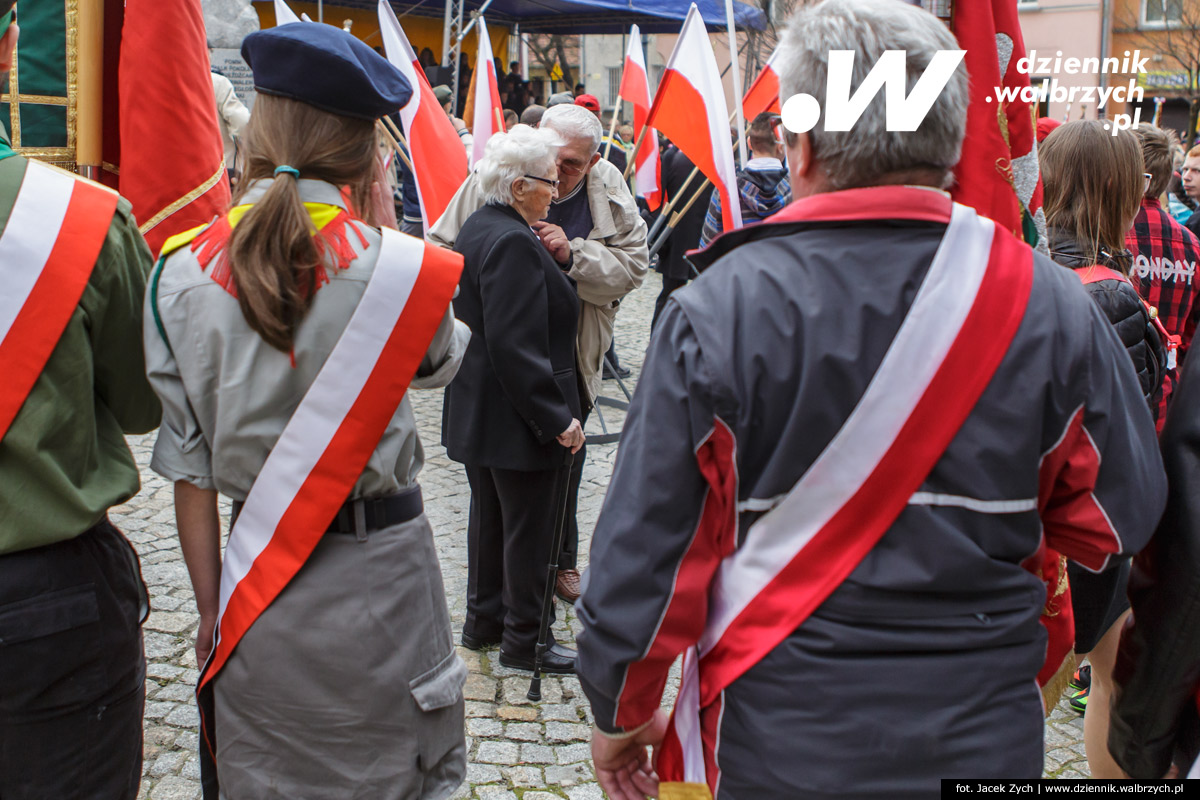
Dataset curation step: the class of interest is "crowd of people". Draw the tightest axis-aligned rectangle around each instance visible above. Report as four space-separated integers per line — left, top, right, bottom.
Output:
5 0 1200 798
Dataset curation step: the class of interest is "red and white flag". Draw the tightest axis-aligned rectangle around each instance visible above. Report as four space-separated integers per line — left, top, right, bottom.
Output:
619 24 661 211
647 4 741 231
119 0 231 256
273 0 301 24
742 46 781 121
378 0 469 229
470 18 505 167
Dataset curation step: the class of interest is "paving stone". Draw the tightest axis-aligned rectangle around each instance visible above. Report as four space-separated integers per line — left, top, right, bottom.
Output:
474 787 517 800
497 705 538 722
540 704 581 722
522 793 564 800
163 704 199 728
504 722 543 742
545 763 593 787
476 741 521 765
148 750 186 778
565 785 606 800
501 765 544 787
464 673 498 702
545 721 589 743
148 776 200 800
465 763 503 785
521 744 556 764
555 743 592 765
145 611 196 634
466 718 503 738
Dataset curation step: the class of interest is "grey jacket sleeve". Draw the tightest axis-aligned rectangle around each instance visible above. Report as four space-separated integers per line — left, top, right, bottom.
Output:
1110 356 1200 778
576 299 729 733
412 307 470 389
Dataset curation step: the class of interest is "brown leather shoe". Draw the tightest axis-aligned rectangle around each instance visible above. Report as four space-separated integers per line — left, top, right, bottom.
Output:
555 569 581 603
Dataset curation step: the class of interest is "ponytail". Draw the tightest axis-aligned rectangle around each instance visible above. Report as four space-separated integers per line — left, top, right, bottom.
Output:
225 95 377 352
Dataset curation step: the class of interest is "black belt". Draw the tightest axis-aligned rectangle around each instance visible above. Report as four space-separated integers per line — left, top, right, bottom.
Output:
230 486 423 537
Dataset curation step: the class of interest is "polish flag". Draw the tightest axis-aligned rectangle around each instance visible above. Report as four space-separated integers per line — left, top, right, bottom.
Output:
273 0 301 24
619 25 661 211
742 46 781 121
378 0 469 229
646 4 741 231
470 18 506 167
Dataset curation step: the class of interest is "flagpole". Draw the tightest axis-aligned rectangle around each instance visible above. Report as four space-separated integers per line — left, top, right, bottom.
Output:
645 165 700 244
623 125 648 180
724 0 746 167
77 0 104 180
648 177 712 258
382 115 412 151
603 94 622 161
377 120 415 172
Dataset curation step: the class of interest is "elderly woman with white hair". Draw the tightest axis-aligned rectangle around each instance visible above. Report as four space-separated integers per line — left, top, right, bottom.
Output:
442 125 585 674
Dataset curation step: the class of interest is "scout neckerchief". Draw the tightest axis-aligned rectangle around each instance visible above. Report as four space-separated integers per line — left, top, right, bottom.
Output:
0 160 120 441
193 228 462 768
650 191 1034 799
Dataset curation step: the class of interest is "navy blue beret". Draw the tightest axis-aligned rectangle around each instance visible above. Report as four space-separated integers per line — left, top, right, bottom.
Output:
241 23 412 121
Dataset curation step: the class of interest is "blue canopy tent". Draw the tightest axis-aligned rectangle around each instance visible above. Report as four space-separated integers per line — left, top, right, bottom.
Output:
321 0 768 34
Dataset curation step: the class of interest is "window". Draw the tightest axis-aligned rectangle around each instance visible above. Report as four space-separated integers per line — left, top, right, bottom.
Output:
607 66 621 109
1143 0 1184 25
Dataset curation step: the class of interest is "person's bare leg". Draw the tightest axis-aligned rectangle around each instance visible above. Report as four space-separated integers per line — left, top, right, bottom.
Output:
1081 609 1131 778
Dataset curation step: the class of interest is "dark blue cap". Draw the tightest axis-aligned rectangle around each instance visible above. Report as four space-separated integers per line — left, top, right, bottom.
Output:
241 23 412 121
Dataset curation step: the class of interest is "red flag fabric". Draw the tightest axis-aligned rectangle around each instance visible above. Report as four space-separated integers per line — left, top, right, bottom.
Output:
742 46 781 122
470 18 505 167
618 24 661 211
646 5 741 231
119 0 231 256
950 0 1044 248
378 0 469 229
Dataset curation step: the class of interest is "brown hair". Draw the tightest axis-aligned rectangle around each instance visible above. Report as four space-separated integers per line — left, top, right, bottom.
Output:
747 112 780 154
1040 120 1144 272
228 95 377 352
1134 123 1173 199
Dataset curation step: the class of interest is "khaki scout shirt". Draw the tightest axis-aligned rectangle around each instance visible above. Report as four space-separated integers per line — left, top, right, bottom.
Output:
144 178 469 500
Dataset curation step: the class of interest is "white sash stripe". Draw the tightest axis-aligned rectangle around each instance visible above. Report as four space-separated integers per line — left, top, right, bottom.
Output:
217 229 423 618
698 203 995 656
0 162 75 345
908 493 1037 514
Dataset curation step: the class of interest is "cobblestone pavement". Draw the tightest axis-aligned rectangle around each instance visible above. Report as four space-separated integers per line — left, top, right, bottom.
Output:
118 271 1089 799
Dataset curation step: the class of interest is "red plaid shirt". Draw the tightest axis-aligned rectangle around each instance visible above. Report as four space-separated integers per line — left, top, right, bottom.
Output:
1126 197 1200 428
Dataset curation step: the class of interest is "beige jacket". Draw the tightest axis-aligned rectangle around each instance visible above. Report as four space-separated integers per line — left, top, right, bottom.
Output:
212 72 250 170
428 158 648 401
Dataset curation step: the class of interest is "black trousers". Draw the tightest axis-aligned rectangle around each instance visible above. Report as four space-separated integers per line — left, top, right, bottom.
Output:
0 519 148 800
653 275 690 330
464 464 565 655
559 406 590 572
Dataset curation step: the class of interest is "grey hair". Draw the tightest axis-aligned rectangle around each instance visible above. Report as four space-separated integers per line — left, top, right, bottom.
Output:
477 124 563 206
777 0 968 189
541 104 603 156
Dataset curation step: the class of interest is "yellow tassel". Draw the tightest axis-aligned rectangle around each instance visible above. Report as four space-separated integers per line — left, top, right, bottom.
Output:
659 782 715 800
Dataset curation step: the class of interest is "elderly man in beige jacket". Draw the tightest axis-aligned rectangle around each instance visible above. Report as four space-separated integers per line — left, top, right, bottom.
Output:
429 103 648 605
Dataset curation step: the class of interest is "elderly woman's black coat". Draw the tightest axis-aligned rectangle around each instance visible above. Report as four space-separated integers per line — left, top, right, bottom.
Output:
442 202 582 471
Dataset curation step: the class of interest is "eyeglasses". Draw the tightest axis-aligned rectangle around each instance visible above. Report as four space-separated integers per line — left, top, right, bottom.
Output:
524 174 559 189
556 160 586 177
1145 172 1153 192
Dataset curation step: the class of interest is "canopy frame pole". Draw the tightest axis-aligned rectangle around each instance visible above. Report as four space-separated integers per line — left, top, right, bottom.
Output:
445 0 465 115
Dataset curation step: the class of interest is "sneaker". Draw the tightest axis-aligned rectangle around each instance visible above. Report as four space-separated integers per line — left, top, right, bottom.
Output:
1068 665 1092 694
1068 686 1089 714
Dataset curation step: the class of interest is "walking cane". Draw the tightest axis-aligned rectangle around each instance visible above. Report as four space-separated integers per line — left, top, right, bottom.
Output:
528 449 578 701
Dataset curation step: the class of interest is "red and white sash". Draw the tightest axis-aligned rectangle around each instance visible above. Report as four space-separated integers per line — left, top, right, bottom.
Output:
0 160 120 441
657 202 1034 793
198 229 461 693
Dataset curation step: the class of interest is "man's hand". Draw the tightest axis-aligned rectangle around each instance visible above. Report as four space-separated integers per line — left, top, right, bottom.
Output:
592 709 669 800
557 418 585 454
532 221 572 265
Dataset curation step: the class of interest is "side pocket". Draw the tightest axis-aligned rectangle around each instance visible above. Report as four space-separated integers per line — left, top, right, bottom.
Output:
0 585 106 712
409 650 467 713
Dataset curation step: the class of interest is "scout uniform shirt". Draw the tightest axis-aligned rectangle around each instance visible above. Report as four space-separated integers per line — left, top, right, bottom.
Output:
145 177 468 500
0 125 161 555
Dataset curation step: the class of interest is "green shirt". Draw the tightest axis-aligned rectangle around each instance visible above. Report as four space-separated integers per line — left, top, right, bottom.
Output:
0 127 162 554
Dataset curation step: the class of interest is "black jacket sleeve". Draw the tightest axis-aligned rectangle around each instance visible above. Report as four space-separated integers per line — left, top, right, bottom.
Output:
1110 356 1200 778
